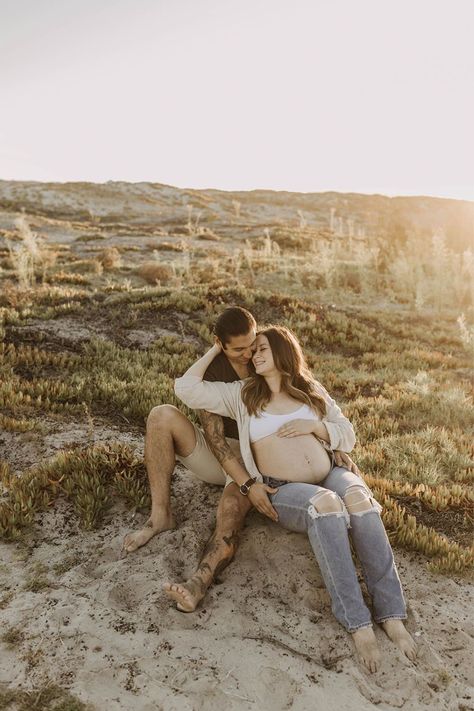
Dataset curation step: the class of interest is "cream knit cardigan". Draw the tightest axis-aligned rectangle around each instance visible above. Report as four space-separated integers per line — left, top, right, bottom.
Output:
174 374 356 484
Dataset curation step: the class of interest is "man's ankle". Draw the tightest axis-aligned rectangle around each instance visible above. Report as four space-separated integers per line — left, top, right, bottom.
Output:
149 507 173 524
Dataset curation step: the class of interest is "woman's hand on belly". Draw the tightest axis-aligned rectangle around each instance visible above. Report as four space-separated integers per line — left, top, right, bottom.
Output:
276 418 316 438
277 418 330 445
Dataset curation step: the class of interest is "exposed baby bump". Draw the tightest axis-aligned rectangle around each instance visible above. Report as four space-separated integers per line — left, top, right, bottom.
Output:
252 434 331 482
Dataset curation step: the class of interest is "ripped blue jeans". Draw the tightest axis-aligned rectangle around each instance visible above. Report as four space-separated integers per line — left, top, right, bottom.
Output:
263 466 407 632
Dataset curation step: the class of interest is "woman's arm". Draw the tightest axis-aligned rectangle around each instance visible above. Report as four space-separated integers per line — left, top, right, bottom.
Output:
319 386 356 452
277 384 356 452
174 344 243 419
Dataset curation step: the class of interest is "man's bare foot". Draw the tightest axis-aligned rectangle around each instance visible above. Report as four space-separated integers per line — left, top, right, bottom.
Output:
163 576 207 612
352 626 381 673
382 619 417 661
122 512 175 553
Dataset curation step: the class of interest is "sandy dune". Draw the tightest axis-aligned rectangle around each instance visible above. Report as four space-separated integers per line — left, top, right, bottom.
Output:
1 464 472 711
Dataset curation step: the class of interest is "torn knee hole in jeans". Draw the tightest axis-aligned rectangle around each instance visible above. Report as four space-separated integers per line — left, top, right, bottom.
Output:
343 485 383 516
307 491 350 527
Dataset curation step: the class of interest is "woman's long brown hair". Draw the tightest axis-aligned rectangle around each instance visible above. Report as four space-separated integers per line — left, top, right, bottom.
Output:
241 325 327 417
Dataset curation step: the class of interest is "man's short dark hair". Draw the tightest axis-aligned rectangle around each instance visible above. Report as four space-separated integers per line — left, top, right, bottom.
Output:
214 307 257 346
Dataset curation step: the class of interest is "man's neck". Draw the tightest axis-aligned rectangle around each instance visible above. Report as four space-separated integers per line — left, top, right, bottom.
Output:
224 355 249 380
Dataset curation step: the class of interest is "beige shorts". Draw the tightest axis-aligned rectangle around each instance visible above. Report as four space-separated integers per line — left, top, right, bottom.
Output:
176 424 242 488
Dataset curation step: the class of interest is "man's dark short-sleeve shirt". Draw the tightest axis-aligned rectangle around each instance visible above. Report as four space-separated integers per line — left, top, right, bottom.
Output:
203 352 240 440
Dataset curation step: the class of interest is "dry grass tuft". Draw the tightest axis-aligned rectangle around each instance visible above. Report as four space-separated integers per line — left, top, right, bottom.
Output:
98 246 122 271
1 626 24 647
67 259 103 275
0 681 92 711
136 261 174 285
4 216 58 288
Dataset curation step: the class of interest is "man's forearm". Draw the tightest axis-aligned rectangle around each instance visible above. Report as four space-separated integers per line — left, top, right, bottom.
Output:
219 456 254 487
198 410 251 487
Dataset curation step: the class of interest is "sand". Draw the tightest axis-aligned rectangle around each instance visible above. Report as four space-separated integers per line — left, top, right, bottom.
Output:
1 463 473 711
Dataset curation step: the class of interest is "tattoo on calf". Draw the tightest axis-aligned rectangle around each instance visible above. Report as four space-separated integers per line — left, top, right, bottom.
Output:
197 529 240 583
214 553 235 578
201 532 220 560
223 530 240 548
188 575 208 596
196 562 212 576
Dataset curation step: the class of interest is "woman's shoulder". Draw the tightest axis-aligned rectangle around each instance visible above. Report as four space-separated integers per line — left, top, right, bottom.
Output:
313 380 331 399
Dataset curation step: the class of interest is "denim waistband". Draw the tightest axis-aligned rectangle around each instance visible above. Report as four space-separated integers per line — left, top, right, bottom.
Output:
262 475 290 488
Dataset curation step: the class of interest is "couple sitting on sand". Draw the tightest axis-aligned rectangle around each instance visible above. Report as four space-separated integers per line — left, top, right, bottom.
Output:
123 307 416 672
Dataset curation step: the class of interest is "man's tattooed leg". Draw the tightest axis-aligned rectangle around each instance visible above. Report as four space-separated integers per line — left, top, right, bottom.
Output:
164 487 251 611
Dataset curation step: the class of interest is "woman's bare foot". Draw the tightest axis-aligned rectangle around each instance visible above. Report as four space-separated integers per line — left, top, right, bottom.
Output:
163 576 207 612
382 619 417 661
122 511 175 553
352 626 381 673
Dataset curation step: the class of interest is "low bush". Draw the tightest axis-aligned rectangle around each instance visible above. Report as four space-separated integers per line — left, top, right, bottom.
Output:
136 262 174 285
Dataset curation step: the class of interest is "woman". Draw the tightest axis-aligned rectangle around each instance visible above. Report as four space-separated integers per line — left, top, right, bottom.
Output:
168 326 416 672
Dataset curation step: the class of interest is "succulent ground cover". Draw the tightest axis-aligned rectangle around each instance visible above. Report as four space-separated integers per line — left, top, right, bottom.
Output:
1 281 472 574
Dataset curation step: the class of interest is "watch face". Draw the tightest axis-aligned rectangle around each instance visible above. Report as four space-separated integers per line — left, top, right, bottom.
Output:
240 484 248 495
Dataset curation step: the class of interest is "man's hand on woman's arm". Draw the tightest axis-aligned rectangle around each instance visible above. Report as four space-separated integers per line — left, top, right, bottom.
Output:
198 410 279 522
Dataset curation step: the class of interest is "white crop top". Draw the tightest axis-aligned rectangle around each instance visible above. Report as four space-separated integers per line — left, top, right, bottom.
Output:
249 403 317 443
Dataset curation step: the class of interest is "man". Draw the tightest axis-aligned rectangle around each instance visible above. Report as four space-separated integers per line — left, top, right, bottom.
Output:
123 308 258 603
124 306 359 612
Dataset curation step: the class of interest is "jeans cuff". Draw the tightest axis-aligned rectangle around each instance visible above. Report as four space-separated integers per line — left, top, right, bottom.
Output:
347 621 373 633
375 614 407 624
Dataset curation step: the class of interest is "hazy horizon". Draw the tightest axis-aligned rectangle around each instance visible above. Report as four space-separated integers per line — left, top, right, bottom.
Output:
2 0 473 202
2 177 473 204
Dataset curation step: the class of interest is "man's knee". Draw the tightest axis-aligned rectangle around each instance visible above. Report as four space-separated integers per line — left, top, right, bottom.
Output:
343 484 380 514
147 404 181 433
310 489 343 514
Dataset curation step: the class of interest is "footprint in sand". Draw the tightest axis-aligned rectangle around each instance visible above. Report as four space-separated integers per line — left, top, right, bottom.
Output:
107 583 140 612
255 667 298 709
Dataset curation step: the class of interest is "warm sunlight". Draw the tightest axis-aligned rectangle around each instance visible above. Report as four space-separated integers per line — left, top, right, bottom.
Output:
1 4 473 705
1 0 473 201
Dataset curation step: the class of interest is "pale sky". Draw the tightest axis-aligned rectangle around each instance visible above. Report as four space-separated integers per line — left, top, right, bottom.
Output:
1 0 473 200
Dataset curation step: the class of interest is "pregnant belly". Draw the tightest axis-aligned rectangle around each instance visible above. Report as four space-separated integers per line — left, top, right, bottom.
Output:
252 434 332 483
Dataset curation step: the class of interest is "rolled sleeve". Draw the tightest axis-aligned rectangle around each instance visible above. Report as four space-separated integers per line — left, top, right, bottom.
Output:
318 384 356 452
322 417 356 452
174 375 241 419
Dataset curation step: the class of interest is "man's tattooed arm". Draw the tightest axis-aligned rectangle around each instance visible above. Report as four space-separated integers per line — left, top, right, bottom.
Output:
197 410 251 486
197 410 234 465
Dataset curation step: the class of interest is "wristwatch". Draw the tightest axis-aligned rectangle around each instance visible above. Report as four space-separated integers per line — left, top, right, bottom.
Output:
239 477 257 496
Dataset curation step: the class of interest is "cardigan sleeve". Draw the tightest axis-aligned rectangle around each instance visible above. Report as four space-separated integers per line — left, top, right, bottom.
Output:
174 375 243 420
317 383 356 452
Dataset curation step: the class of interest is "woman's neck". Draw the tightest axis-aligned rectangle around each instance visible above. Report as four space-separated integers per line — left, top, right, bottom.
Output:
263 373 282 393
